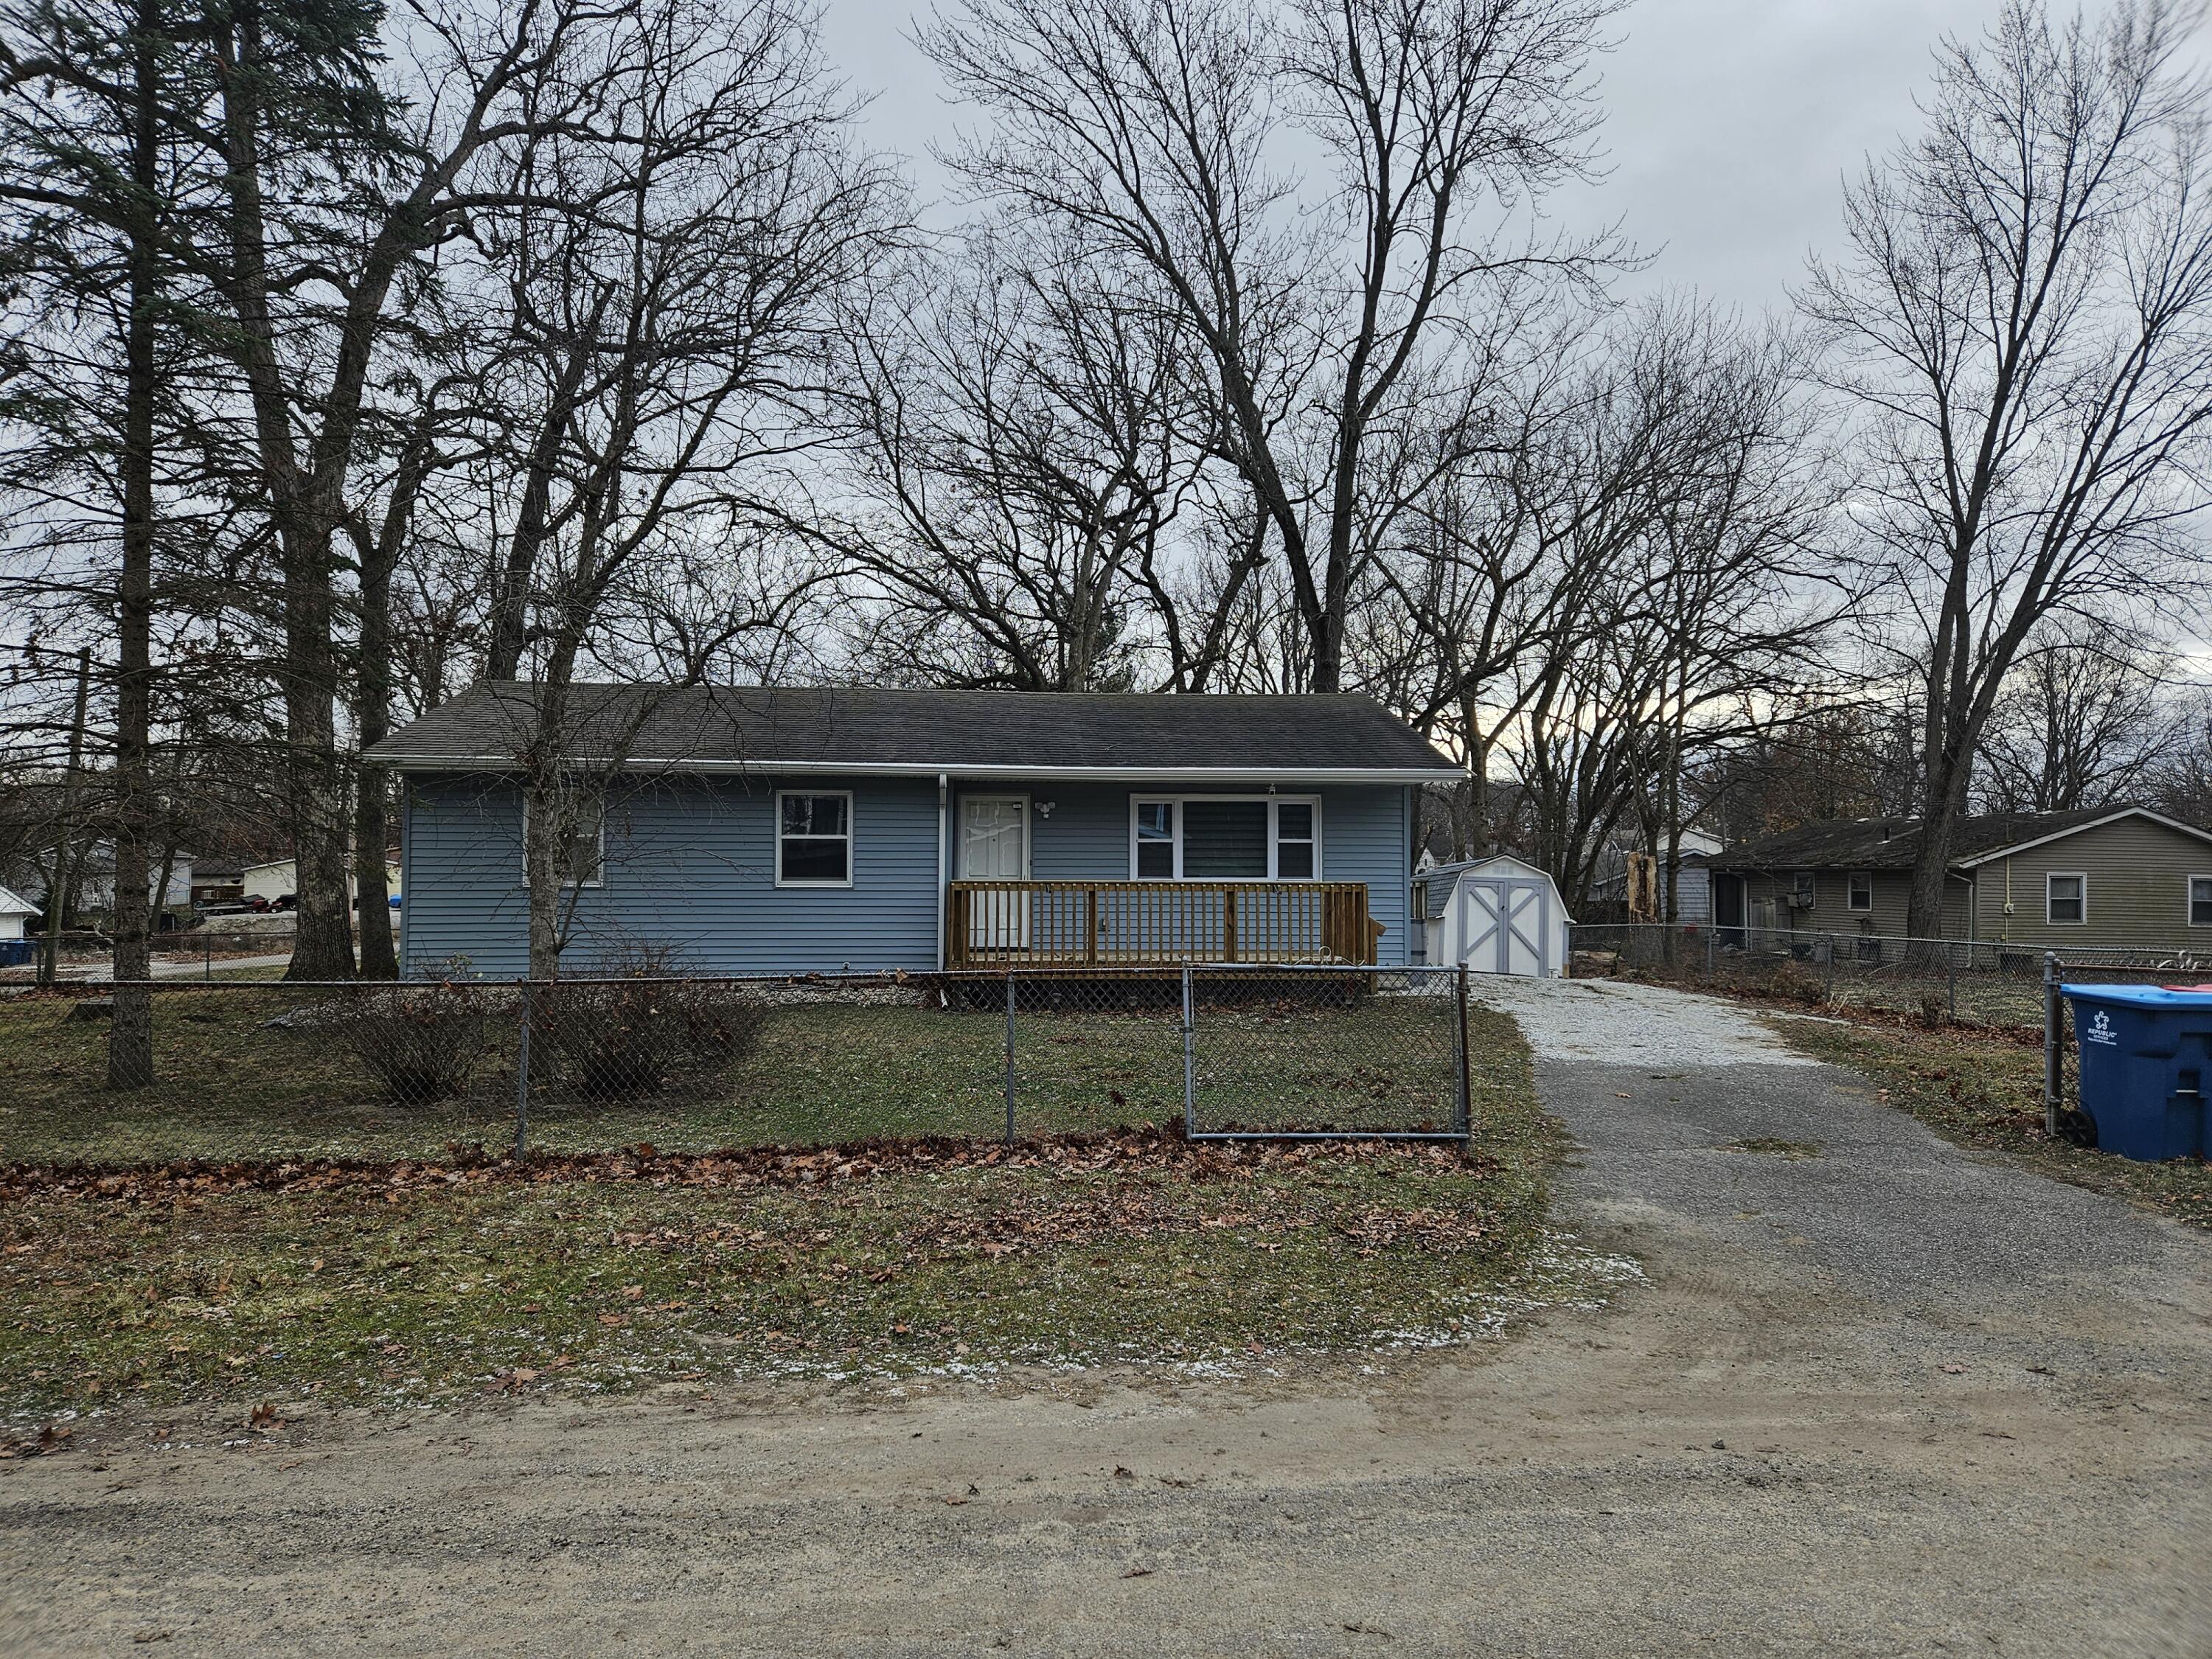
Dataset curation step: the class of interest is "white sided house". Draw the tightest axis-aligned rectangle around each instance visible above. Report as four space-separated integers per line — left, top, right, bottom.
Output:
1416 854 1573 978
0 883 35 941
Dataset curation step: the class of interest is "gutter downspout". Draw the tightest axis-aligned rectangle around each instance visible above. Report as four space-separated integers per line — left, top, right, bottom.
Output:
935 774 948 972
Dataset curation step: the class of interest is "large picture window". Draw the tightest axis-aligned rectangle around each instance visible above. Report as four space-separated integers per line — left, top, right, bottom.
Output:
1127 796 1321 881
777 791 852 886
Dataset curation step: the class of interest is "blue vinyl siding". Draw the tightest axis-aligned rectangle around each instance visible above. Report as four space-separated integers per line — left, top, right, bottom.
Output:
400 773 941 977
406 773 1415 975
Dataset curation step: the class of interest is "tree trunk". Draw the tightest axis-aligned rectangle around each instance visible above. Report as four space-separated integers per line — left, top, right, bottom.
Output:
108 0 160 1086
41 649 93 984
351 445 414 981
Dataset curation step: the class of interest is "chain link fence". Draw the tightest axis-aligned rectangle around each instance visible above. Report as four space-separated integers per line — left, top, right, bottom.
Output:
1568 922 2212 1033
1565 921 2212 1143
1 965 1472 1167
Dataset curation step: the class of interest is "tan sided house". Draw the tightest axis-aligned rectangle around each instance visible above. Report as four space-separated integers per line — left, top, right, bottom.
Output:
1707 807 2212 954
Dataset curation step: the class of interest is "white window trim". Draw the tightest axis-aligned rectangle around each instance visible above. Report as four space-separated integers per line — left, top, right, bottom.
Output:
1846 870 1874 913
520 797 605 889
956 793 1032 880
2188 874 2212 928
776 788 855 889
1126 793 1323 882
2045 870 2087 926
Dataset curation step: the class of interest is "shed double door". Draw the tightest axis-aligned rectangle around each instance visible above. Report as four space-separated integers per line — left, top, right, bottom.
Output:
1459 877 1550 976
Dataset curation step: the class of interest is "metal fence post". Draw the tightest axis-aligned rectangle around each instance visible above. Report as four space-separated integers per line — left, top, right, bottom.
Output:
1180 963 1197 1139
514 981 533 1160
1004 970 1017 1146
1705 927 1716 976
1947 945 1957 1020
1454 963 1472 1138
2042 952 2060 1137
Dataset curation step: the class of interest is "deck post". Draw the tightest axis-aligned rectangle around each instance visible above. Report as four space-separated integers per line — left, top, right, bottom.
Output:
1223 890 1237 963
1085 889 1099 965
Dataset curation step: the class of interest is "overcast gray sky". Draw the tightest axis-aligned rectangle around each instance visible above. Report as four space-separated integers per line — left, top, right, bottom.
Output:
819 0 2211 317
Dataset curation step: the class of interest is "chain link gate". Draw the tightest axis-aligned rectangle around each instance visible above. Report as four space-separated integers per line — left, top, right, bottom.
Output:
1178 963 1473 1141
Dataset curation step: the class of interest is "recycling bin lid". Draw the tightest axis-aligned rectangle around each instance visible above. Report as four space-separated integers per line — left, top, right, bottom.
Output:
2059 982 2212 1007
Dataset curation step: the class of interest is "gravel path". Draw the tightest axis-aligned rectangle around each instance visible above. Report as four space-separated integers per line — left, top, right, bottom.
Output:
1470 970 1818 1066
5 977 2211 1656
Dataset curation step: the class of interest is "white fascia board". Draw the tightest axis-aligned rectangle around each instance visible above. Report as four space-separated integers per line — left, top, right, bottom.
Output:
375 754 1466 785
1955 807 2212 867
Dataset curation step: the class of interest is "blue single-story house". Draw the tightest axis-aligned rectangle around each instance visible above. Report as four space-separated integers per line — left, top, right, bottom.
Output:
369 684 1462 978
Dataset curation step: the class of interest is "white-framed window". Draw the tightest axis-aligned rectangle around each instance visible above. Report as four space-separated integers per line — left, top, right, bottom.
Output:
2046 871 2087 925
521 794 605 888
1411 879 1428 923
776 790 852 887
1847 871 1874 913
1791 870 1816 908
2189 875 2212 928
1126 795 1323 881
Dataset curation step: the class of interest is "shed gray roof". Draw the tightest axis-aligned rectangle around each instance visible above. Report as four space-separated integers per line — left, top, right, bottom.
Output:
368 683 1461 782
1708 806 2212 872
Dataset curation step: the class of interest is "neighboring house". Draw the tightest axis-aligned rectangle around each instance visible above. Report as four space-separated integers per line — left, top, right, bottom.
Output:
45 849 194 917
1587 829 1722 925
1708 806 2212 953
189 864 245 905
0 885 32 940
0 884 35 966
368 684 1461 978
240 856 402 906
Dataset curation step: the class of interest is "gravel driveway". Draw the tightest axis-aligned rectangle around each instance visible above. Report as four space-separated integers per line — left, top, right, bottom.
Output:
4 977 2210 1657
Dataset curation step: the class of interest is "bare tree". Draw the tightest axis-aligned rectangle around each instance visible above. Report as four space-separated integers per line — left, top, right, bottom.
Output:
921 0 1624 692
833 231 1211 689
431 0 896 978
1802 0 2212 938
1975 619 2178 812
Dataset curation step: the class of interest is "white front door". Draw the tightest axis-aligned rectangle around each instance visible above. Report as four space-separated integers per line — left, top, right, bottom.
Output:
959 795 1030 950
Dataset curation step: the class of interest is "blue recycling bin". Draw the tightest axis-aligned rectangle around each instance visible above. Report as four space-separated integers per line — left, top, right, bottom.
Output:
2059 984 2212 1162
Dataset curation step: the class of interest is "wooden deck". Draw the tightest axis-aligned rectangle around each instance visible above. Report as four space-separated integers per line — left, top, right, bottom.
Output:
945 880 1375 969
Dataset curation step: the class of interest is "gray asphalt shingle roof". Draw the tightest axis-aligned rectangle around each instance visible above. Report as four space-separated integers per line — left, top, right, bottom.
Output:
367 683 1459 778
1708 807 2175 872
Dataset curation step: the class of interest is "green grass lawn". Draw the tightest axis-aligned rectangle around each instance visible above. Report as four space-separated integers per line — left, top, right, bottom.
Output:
0 986 1484 1164
0 990 1579 1414
1773 1015 2212 1231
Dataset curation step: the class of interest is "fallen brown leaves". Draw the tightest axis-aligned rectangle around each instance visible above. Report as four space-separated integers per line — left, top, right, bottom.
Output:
0 1124 1495 1208
0 1423 72 1458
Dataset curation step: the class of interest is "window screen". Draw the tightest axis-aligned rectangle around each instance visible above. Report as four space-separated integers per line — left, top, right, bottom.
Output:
2191 877 2212 926
1181 800 1269 878
1847 872 1872 912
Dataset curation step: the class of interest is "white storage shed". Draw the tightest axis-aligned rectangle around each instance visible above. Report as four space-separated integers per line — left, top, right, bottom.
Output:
1417 854 1573 978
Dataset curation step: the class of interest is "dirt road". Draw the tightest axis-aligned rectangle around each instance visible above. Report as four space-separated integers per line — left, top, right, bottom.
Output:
4 981 2209 1656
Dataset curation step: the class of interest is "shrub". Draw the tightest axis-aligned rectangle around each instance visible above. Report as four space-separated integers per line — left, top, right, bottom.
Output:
537 941 764 1099
1768 959 1828 1005
330 984 496 1102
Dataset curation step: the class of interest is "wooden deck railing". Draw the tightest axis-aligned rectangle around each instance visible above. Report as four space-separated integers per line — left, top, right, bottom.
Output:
946 880 1374 968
